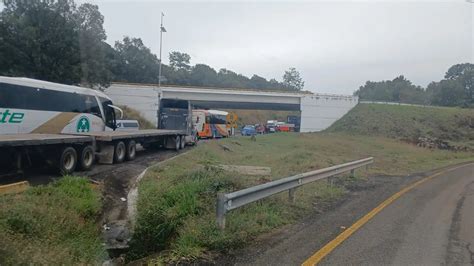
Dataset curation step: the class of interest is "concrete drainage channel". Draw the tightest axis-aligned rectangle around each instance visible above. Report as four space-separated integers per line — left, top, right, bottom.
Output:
101 148 192 259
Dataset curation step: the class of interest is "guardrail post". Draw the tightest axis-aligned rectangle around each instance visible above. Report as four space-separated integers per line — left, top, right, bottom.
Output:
216 193 227 229
288 188 296 203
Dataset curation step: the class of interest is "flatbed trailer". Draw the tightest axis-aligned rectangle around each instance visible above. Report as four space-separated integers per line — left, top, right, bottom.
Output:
0 134 93 147
0 129 188 176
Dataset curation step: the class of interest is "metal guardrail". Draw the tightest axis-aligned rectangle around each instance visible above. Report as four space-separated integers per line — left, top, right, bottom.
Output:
216 157 374 229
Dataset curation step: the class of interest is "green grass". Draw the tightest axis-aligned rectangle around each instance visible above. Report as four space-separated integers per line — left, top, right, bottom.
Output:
129 133 474 262
326 104 474 148
0 176 105 264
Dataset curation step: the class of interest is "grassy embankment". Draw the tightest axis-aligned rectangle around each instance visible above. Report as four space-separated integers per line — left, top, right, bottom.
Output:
129 123 473 261
326 103 474 149
0 177 105 264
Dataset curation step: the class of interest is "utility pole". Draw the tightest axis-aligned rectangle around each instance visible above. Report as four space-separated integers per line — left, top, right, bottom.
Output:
158 12 167 88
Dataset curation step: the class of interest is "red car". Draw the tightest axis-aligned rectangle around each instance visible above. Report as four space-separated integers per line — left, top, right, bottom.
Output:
255 124 266 134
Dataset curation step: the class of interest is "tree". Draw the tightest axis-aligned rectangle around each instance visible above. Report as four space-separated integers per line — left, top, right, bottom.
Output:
190 64 217 86
250 75 268 89
354 75 426 104
283 67 304 91
0 0 81 84
114 37 160 84
169 51 191 71
445 63 474 106
76 3 110 88
427 80 466 107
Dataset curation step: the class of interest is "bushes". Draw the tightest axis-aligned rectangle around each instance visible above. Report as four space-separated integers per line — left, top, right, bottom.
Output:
0 176 104 264
127 169 235 260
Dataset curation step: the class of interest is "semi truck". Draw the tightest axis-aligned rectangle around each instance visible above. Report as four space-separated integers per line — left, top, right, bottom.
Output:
0 76 192 176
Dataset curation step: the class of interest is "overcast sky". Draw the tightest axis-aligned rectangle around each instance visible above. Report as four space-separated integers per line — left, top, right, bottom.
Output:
84 1 472 94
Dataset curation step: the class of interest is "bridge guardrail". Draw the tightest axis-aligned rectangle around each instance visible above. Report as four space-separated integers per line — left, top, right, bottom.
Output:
216 157 374 229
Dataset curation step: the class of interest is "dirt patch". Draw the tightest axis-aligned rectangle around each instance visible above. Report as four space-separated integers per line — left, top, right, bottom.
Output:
218 164 272 176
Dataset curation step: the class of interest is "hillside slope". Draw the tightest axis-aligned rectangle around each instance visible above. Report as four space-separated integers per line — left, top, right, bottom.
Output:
326 103 474 149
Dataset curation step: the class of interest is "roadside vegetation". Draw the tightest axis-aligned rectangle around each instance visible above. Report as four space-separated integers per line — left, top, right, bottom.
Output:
355 63 474 108
0 176 105 264
129 132 474 262
327 103 474 149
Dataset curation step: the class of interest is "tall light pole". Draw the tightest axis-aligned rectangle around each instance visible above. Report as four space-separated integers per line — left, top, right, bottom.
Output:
158 12 167 88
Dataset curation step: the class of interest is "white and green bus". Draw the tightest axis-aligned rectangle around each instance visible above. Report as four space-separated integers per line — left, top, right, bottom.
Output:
0 76 119 135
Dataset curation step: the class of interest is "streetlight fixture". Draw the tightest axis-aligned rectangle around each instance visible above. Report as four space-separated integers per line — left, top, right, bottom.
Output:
158 12 167 88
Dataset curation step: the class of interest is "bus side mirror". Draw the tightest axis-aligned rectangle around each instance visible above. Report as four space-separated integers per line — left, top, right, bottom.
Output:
108 104 124 119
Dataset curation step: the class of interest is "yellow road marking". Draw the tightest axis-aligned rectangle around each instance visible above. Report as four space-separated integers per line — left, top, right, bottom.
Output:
302 163 474 266
0 181 30 195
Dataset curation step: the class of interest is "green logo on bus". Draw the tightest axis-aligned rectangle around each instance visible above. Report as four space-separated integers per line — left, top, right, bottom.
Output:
77 116 90 133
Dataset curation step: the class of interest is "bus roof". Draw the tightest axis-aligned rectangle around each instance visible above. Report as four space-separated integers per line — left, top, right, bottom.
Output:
0 76 111 100
207 110 228 116
192 109 228 116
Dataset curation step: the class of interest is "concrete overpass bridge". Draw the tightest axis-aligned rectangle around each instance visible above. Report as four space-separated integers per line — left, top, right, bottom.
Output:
105 83 358 132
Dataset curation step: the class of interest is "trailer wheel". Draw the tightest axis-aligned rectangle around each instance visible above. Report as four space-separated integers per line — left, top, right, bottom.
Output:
180 136 186 149
126 140 137 161
59 147 77 175
175 136 181 151
79 145 94 171
114 141 126 163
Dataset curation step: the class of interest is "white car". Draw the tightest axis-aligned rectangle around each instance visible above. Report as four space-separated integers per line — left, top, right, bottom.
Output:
115 120 140 131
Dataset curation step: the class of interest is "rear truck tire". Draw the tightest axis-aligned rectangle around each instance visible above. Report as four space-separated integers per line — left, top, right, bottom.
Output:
175 136 181 151
114 141 126 163
126 140 137 161
79 145 95 171
180 136 185 149
59 146 77 175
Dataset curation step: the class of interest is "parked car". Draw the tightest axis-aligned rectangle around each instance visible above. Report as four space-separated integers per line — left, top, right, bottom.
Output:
276 122 295 132
241 125 256 136
255 124 266 134
266 120 278 133
115 120 140 131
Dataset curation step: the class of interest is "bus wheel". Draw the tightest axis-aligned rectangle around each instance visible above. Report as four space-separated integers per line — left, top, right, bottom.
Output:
126 140 137 161
175 136 181 151
59 146 77 175
180 136 186 149
79 145 94 171
114 141 126 163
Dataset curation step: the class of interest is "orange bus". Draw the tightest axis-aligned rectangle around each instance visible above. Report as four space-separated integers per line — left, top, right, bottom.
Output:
192 109 230 139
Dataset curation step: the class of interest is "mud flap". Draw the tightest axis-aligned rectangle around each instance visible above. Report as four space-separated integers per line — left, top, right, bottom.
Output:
97 144 114 164
164 136 179 150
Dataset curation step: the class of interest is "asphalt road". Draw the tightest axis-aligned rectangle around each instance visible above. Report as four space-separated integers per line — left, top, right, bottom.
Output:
319 163 474 265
